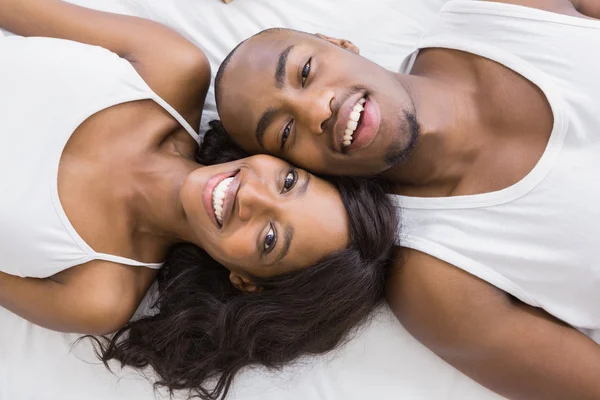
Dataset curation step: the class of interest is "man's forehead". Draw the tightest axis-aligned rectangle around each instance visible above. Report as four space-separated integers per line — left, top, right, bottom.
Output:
220 30 320 145
223 36 290 118
237 34 295 68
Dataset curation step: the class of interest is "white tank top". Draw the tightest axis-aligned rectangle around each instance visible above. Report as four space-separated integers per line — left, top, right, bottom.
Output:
0 35 200 278
393 1 600 342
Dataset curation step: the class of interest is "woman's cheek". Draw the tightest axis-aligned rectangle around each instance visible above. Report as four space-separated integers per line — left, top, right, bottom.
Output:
216 234 255 266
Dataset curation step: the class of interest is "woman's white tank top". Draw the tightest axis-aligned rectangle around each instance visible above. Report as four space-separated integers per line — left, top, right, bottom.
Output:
393 1 600 341
0 35 200 278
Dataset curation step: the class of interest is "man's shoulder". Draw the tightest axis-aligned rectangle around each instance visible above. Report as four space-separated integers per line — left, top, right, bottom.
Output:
386 247 513 335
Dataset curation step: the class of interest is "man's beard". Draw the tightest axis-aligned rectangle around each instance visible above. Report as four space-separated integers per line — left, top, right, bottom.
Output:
384 109 420 167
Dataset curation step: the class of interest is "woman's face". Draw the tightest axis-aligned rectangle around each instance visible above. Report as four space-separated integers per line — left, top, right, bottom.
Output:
180 155 349 286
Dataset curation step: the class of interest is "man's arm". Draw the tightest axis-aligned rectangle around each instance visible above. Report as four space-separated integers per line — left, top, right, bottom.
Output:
0 0 210 125
387 248 600 400
485 0 600 19
571 0 600 18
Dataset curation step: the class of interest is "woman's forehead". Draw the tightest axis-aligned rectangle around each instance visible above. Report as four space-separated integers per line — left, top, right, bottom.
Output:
280 177 349 270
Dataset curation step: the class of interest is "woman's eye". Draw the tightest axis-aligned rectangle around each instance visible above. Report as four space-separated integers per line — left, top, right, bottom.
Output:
282 168 298 193
301 58 312 87
264 224 277 253
281 120 293 150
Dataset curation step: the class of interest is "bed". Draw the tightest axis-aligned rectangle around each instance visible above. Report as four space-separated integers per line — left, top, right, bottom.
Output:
0 1 505 399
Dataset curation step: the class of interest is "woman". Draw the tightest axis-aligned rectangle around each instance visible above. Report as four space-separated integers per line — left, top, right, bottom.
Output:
0 0 397 398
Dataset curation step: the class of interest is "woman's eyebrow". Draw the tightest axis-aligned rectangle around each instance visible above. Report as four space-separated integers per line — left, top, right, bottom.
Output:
273 171 311 265
297 170 311 198
274 225 294 265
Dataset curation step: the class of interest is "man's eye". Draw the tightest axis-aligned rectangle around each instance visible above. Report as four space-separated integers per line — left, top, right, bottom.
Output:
282 168 298 192
301 58 312 87
281 121 293 150
264 224 277 253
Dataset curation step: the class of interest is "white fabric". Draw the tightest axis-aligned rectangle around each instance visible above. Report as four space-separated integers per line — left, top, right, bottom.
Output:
394 1 600 342
1 302 503 400
0 36 201 278
1 1 505 400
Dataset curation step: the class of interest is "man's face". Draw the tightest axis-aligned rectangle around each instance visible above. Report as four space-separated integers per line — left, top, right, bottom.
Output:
217 29 419 177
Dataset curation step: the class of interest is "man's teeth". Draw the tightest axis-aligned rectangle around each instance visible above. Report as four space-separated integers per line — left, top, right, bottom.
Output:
343 97 366 147
212 177 234 225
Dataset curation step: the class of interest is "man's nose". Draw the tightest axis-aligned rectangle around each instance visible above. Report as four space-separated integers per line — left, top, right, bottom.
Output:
295 88 335 135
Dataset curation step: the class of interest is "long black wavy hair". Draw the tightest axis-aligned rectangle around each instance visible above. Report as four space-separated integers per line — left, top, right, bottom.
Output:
91 120 398 400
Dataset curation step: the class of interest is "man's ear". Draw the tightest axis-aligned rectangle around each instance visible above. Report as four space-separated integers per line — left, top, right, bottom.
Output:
229 272 261 293
315 33 360 54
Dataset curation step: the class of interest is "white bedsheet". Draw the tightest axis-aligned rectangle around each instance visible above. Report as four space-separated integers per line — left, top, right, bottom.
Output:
1 303 503 400
1 1 506 399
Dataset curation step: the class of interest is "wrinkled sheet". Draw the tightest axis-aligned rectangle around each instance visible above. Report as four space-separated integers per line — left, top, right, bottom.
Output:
1 1 505 399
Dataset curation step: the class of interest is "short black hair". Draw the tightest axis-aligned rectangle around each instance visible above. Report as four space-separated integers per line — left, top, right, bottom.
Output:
214 28 289 113
214 40 246 113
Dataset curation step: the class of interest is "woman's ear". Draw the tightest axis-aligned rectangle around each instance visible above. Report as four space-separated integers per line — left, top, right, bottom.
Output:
315 33 360 54
229 272 260 293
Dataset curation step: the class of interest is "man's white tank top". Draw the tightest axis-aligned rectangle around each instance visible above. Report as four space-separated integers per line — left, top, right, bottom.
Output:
0 35 200 278
393 1 600 342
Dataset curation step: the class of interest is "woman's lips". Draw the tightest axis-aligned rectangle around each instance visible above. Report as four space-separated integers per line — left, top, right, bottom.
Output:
203 170 239 228
218 172 241 228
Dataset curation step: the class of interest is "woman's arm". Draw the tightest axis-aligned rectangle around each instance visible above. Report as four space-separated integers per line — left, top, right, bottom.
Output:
0 0 210 125
387 248 600 400
0 262 152 334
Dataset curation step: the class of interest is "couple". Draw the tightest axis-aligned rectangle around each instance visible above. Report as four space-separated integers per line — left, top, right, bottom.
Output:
1 0 599 400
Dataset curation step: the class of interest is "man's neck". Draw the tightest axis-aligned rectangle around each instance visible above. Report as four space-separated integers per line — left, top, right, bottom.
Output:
383 52 489 196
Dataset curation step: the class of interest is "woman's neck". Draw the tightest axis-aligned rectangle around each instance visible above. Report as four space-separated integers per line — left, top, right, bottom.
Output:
126 150 201 252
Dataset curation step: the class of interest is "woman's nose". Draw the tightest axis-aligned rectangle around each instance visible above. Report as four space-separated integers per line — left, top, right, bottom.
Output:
237 179 275 222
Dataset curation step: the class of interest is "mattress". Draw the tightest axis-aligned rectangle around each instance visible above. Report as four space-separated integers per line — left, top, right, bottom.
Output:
0 1 505 399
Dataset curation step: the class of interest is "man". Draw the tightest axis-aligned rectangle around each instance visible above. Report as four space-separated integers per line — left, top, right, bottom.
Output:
212 1 600 399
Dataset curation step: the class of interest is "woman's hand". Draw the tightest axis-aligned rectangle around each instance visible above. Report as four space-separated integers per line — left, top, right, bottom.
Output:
387 248 600 400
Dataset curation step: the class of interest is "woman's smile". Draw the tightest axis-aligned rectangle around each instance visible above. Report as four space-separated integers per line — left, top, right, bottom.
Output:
203 169 240 228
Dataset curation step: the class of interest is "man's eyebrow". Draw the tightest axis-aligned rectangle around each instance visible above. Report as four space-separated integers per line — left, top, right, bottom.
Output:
255 108 277 148
255 45 295 148
276 45 295 89
274 225 294 265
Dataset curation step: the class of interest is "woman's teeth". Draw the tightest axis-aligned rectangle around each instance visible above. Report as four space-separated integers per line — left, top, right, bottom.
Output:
343 97 366 147
212 177 234 225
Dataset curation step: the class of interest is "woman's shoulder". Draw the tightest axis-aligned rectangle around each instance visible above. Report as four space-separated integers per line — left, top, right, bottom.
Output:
51 260 158 334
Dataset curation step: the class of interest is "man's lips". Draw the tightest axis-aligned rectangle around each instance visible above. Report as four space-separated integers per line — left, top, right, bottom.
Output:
333 92 367 153
346 96 380 152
